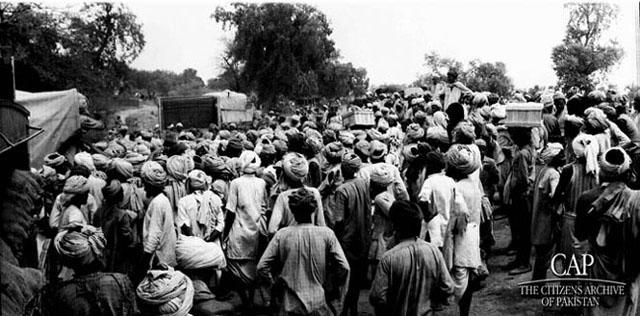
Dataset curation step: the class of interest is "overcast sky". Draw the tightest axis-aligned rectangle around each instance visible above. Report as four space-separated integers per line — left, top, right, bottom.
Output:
126 0 637 89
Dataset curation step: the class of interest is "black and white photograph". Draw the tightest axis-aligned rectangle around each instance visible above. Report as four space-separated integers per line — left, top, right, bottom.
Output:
1 0 640 315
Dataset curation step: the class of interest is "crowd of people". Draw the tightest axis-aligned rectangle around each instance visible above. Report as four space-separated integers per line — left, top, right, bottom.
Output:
13 69 640 316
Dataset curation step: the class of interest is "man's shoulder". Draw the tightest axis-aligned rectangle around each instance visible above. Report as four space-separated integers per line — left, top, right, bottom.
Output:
382 239 436 260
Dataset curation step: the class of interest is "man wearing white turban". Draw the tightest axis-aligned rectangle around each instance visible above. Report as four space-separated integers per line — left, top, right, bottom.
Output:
268 153 326 235
177 170 224 241
224 150 269 307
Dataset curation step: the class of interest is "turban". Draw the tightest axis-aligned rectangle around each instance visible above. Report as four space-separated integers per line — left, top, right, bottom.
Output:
572 133 600 175
202 155 232 177
305 128 322 140
370 163 394 186
63 175 89 194
584 107 609 133
389 200 423 231
354 140 371 157
327 122 343 132
425 151 445 171
475 138 487 149
452 121 476 143
54 226 106 267
104 142 127 158
102 179 123 201
137 269 194 316
125 152 147 165
377 118 389 131
92 154 111 171
258 128 274 140
243 140 255 151
402 144 419 162
323 142 345 163
352 130 367 141
188 169 210 190
478 105 492 119
218 130 232 140
446 144 481 176
426 126 449 145
273 139 288 155
239 150 261 174
94 141 108 151
39 165 57 182
539 143 564 165
141 161 168 187
490 104 507 119
302 121 318 131
322 129 337 143
110 158 134 179
227 137 244 152
341 152 362 174
338 131 356 147
261 143 277 155
414 111 427 122
134 144 151 156
410 97 425 105
368 128 389 142
306 136 323 155
369 140 388 160
44 152 66 167
74 152 96 171
289 188 318 216
282 153 309 182
472 93 488 107
167 155 191 181
599 147 631 180
433 111 448 129
406 123 424 142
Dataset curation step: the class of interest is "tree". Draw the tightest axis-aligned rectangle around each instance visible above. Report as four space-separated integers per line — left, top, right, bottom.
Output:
551 3 623 91
465 60 514 96
213 3 368 107
127 68 207 98
414 52 514 96
1 3 144 97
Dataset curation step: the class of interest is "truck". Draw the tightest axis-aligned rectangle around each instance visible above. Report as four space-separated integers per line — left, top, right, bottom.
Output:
158 90 253 129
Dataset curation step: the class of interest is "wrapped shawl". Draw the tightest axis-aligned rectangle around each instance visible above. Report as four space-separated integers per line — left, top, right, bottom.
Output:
136 269 194 316
572 133 600 175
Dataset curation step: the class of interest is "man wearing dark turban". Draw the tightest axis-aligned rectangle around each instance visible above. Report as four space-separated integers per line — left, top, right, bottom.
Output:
370 201 454 316
333 152 371 316
574 147 640 316
48 225 137 315
257 188 350 315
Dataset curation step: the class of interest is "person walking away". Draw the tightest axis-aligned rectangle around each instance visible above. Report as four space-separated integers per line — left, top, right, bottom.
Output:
444 144 484 316
333 153 372 316
46 226 137 315
553 133 599 265
97 180 137 280
503 127 535 275
575 147 640 316
139 161 177 276
268 153 325 235
370 200 455 316
530 143 563 280
224 151 269 312
257 188 350 316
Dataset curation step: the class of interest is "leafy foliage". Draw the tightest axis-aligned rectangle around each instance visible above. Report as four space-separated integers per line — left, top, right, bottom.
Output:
414 52 514 97
0 2 145 96
127 68 206 98
213 3 368 107
551 3 623 91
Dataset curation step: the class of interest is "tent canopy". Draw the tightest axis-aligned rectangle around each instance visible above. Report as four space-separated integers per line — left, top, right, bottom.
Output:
16 89 82 168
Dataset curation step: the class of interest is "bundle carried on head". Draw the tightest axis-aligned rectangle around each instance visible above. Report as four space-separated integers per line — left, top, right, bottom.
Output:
136 269 194 316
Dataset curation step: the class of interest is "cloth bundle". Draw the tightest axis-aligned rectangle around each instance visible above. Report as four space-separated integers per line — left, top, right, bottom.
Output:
175 235 226 270
137 268 195 316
